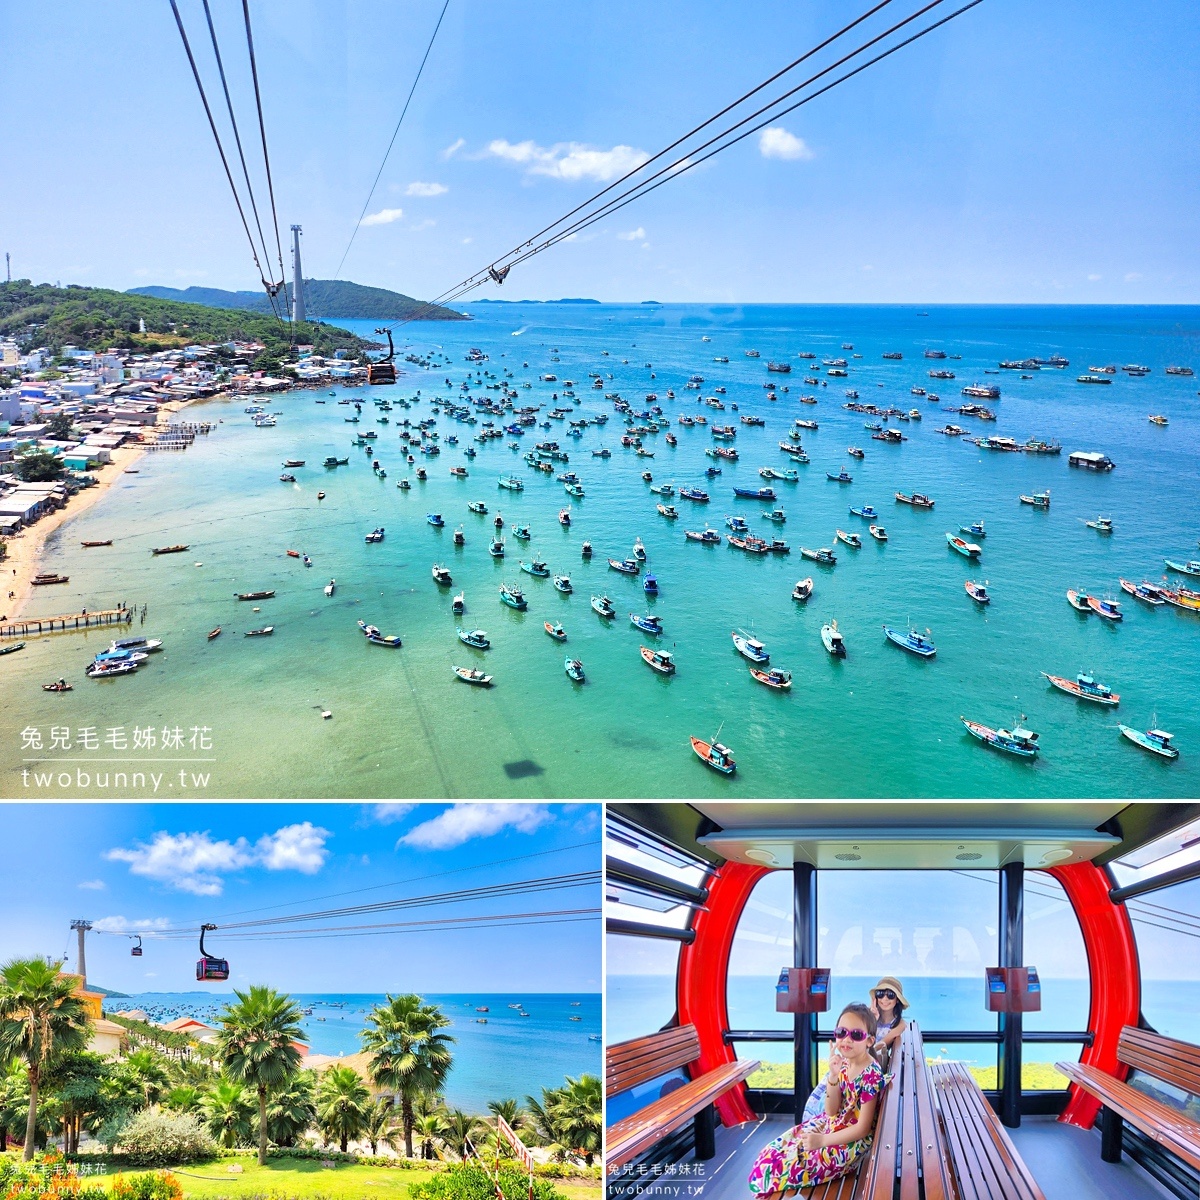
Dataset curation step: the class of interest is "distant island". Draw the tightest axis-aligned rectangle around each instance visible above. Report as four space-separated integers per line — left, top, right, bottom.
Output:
470 298 601 305
129 279 468 322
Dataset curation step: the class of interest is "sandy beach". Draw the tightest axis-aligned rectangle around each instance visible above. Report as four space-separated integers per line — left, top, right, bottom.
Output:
2 397 204 624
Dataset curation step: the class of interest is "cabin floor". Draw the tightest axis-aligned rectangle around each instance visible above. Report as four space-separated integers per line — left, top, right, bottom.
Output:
664 1114 1176 1200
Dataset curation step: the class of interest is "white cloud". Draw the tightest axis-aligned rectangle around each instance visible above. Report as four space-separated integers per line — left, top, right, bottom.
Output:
399 803 554 850
369 803 416 825
461 237 473 245
758 126 814 161
78 879 106 890
361 207 404 227
485 139 650 183
1087 273 1102 281
106 824 331 895
93 916 171 933
440 138 466 160
617 227 646 241
406 181 448 197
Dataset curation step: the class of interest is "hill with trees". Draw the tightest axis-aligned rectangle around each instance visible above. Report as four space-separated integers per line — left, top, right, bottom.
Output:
130 280 468 322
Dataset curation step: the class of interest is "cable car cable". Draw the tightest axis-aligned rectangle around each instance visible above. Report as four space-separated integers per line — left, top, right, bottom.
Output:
333 0 452 281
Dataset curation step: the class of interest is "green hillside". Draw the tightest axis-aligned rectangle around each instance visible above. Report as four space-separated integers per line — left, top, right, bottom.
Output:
0 280 369 358
131 278 468 322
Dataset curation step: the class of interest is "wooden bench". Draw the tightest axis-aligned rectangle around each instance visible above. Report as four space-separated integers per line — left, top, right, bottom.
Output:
605 1024 760 1170
930 1061 1046 1200
1056 1026 1200 1171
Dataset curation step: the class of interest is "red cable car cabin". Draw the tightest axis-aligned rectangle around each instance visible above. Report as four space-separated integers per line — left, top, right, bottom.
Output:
605 802 1200 1200
196 923 229 981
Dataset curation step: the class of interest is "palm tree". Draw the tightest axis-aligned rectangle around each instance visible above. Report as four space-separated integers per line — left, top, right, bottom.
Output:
263 1070 316 1148
202 1079 255 1148
362 1097 401 1156
525 1075 601 1166
439 1107 480 1162
164 1084 203 1115
361 994 454 1158
124 1047 171 1108
315 1064 370 1153
486 1097 528 1155
412 1109 446 1161
0 958 90 1160
215 986 305 1166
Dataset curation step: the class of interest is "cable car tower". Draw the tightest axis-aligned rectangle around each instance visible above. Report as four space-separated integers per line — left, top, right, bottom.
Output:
70 919 92 985
290 225 305 324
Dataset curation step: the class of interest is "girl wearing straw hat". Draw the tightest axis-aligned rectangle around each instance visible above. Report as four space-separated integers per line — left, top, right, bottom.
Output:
869 976 909 1073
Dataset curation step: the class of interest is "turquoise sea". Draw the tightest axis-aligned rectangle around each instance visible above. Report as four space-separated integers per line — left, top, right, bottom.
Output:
117 991 600 1112
3 303 1199 798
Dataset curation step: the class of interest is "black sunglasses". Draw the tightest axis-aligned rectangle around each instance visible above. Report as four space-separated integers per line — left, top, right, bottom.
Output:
875 989 897 1001
833 1026 870 1042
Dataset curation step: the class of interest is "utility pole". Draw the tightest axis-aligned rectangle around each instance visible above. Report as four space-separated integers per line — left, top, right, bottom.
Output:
290 225 305 324
70 919 93 985
5 252 9 283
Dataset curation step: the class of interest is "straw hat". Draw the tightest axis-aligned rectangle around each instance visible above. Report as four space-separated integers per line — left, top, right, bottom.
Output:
870 976 909 1009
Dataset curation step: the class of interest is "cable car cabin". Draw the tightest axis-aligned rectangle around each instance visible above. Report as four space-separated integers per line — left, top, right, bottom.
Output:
130 935 143 957
368 327 396 385
196 923 229 981
605 802 1200 1200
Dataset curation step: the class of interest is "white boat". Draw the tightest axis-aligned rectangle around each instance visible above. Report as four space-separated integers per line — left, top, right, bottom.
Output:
821 620 846 657
731 630 769 664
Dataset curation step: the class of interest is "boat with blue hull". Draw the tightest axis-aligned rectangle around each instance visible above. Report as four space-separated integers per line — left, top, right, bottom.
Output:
961 716 1040 758
1043 671 1119 706
1118 725 1179 759
733 486 776 501
883 625 936 658
630 613 663 635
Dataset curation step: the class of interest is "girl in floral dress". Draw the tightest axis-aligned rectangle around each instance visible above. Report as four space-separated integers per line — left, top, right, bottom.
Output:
747 1004 884 1196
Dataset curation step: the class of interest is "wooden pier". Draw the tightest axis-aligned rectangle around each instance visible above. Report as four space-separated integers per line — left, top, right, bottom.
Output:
1 607 133 639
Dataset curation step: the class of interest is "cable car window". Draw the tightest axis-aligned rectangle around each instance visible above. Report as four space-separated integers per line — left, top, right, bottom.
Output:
728 871 793 1031
1126 875 1200 1041
606 933 680 1047
816 870 997 1032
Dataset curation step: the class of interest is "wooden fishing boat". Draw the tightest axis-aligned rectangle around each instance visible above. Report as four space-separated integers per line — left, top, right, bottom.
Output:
453 665 493 686
895 492 934 508
80 540 113 548
545 621 568 641
236 590 276 601
207 627 222 640
836 529 862 549
432 564 453 586
456 628 490 650
946 533 982 559
287 549 301 558
883 625 936 657
657 504 679 519
85 659 138 677
960 716 1040 758
792 577 813 602
553 574 573 593
1042 671 1119 705
965 580 990 605
641 646 676 675
1119 724 1178 759
608 558 640 575
468 501 488 514
452 591 465 614
1164 559 1200 578
520 560 550 577
821 620 846 657
244 626 274 637
690 735 735 774
1085 516 1114 534
565 657 586 683
498 584 527 610
0 641 26 656
960 521 986 538
800 546 837 565
591 594 616 618
1087 595 1123 621
31 573 69 585
1066 589 1092 612
42 680 72 691
1019 491 1051 509
732 631 770 664
869 525 888 542
686 528 722 544
1119 578 1163 605
750 667 792 690
152 544 190 554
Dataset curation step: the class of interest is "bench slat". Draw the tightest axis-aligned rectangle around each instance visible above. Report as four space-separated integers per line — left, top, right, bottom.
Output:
607 1025 702 1095
1057 1060 1200 1172
910 1031 954 1200
1118 1027 1200 1097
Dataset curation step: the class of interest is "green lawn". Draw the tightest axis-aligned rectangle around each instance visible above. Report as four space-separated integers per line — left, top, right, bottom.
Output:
745 1058 1070 1091
79 1161 599 1200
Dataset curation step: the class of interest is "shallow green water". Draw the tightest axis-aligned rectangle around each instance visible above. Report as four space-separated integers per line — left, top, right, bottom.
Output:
4 303 1198 798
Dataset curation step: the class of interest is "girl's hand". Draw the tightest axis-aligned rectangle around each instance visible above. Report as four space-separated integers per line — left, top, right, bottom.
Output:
828 1051 847 1083
870 1002 879 1019
801 1129 825 1151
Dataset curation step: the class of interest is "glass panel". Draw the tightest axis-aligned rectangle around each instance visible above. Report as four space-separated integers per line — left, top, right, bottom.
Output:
1020 1042 1079 1091
922 1042 1001 1089
1126 876 1200 1041
727 870 794 1030
731 1040 793 1090
816 870 999 1032
1023 871 1089 1033
606 933 680 1046
605 1067 691 1125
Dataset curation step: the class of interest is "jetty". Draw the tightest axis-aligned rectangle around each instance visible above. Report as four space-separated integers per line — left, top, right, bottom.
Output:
1 606 133 640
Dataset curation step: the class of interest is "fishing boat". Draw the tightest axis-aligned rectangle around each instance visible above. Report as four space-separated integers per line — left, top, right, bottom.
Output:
152 544 190 555
762 508 787 523
581 542 593 558
364 628 402 647
31 573 69 586
836 529 862 549
287 549 301 559
649 482 675 496
452 591 466 614
768 538 790 554
427 513 445 528
960 521 986 538
545 621 568 641
565 657 586 683
243 626 274 638
705 465 724 476
1020 491 1051 509
450 466 468 477
592 447 612 457
559 508 572 526
680 487 710 501
1043 671 1119 705
726 515 749 532
80 540 113 548
520 559 550 577
643 573 659 595
1087 595 1123 621
792 578 813 602
453 665 493 686
641 646 676 675
947 533 982 559
733 486 776 501
398 479 410 490
1085 516 1114 534
489 537 505 558
960 716 1040 758
498 475 524 491
433 564 453 586
0 641 26 656
895 492 934 508
457 628 490 650
283 459 305 468
609 557 640 574
365 527 385 543
800 546 837 565
236 590 275 601
1149 415 1169 426
564 481 585 497
743 659 790 691
883 625 936 657
468 501 488 514
499 584 527 610
1164 559 1200 577
207 625 222 641
625 612 662 638
1119 578 1163 605
591 594 616 618
690 735 735 775
869 525 888 542
847 447 865 459
732 631 770 664
42 680 71 691
512 524 532 540
827 468 853 483
453 526 465 546
686 527 722 544
1118 724 1179 760
850 505 877 520
631 537 648 561
1066 589 1093 612
965 580 990 604
553 574 573 593
85 659 139 677
821 620 846 657
657 504 680 519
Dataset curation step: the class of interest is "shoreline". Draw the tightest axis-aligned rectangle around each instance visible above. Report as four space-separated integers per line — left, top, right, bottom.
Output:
3 396 205 624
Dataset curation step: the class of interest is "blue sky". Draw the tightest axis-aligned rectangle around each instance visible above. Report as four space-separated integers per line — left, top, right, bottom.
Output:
0 803 601 993
2 0 1197 304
